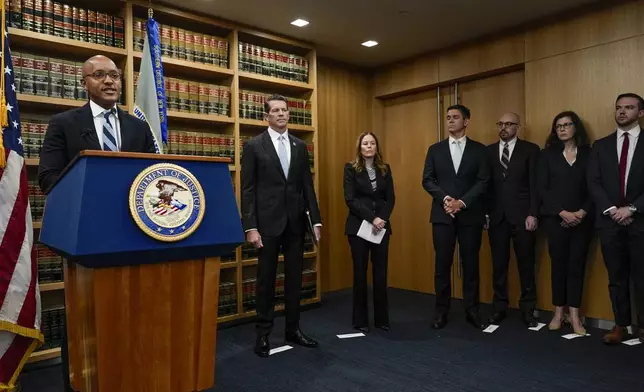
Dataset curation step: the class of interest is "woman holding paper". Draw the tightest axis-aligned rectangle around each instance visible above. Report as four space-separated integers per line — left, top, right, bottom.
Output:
344 132 395 333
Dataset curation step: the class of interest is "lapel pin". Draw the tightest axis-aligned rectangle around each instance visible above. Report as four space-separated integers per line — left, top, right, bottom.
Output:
292 142 296 146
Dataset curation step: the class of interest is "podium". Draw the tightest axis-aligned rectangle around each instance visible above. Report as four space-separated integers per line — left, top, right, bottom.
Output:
39 151 244 392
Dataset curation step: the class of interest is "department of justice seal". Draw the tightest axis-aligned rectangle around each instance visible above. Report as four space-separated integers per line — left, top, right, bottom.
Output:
129 163 205 242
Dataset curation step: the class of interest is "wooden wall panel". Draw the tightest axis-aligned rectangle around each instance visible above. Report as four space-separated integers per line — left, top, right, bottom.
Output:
525 1 644 62
373 55 439 98
317 60 372 293
438 34 525 83
381 91 439 293
525 35 644 319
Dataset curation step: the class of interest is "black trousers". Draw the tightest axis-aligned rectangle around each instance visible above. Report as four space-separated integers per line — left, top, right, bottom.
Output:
599 224 644 327
545 217 593 308
488 218 537 313
348 234 390 327
433 223 482 314
255 220 305 336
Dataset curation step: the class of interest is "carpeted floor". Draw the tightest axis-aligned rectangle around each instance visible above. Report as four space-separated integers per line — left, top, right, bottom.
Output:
19 288 643 392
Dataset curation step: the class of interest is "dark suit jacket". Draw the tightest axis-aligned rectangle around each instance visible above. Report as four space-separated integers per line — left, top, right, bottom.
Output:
486 139 540 226
537 145 593 217
343 162 395 235
38 103 157 194
422 137 490 225
588 131 644 228
241 130 321 237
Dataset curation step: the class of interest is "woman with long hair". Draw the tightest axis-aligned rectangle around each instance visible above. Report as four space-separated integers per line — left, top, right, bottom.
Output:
343 132 395 333
537 111 593 335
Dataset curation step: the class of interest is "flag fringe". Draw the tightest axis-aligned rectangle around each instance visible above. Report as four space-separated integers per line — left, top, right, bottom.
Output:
0 338 40 391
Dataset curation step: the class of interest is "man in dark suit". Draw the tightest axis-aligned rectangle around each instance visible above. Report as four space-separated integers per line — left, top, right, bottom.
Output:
37 55 156 392
422 104 490 330
241 94 322 357
486 113 541 328
588 93 644 345
39 55 156 193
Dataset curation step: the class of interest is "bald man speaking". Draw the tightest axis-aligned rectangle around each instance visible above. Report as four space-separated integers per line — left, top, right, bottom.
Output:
39 55 157 193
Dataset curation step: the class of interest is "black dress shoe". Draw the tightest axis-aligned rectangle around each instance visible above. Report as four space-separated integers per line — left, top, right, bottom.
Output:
376 325 390 332
431 314 448 330
254 335 270 357
638 328 643 343
285 329 318 348
354 326 370 334
521 311 538 328
466 312 488 330
488 311 506 325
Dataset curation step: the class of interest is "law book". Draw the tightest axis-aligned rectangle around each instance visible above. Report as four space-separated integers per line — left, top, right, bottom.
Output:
71 6 79 40
202 35 212 64
75 62 86 100
188 81 199 113
178 79 189 112
105 15 114 47
10 0 21 28
20 54 35 95
86 9 96 44
21 0 34 32
62 60 76 99
61 3 71 38
160 24 171 57
176 28 186 60
194 132 203 156
219 38 229 68
220 86 230 116
167 77 179 111
185 30 194 62
41 0 53 34
169 26 178 59
12 51 22 95
193 33 204 63
95 11 106 46
207 84 219 116
33 55 49 97
197 83 209 114
78 7 87 42
33 0 42 33
132 18 143 51
238 42 248 72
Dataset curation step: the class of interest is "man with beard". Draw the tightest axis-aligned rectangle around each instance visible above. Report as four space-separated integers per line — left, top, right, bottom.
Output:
486 112 541 328
588 93 644 344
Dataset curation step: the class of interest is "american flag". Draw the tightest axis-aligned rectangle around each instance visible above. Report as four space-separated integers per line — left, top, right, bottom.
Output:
153 199 187 215
0 26 43 389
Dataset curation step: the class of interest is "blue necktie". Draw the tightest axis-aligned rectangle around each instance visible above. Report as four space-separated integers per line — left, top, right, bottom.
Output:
102 109 118 151
278 135 289 178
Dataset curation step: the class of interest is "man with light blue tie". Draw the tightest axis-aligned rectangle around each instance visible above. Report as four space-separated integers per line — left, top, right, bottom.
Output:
241 94 322 357
39 55 156 194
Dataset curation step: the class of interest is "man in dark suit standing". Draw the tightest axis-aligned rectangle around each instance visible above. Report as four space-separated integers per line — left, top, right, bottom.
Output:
37 55 157 392
241 94 322 357
486 113 541 328
588 93 644 345
422 104 490 330
39 55 156 193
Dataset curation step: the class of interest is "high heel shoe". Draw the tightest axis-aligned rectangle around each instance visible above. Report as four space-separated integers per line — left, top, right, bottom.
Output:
548 317 563 331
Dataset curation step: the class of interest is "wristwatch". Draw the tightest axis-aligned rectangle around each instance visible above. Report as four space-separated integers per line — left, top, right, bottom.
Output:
629 204 638 213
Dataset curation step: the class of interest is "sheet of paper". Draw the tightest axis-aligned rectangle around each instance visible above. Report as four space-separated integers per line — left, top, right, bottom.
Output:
562 333 590 340
622 338 642 346
269 345 293 355
337 333 365 339
483 325 499 333
357 220 386 244
528 323 546 331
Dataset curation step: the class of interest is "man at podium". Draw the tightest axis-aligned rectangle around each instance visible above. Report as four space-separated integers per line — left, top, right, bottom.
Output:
241 94 322 357
38 55 157 194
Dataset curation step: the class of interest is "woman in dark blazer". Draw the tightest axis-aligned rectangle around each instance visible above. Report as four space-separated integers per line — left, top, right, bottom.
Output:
344 132 395 333
537 111 593 335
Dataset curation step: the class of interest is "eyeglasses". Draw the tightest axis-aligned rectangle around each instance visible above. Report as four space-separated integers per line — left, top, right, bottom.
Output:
83 70 122 81
555 122 574 130
496 121 518 128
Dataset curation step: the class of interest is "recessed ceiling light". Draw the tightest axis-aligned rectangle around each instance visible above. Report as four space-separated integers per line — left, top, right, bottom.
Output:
361 40 378 48
291 19 309 27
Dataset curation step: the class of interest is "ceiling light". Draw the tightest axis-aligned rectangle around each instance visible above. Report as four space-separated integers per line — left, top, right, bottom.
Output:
291 19 309 27
361 40 378 48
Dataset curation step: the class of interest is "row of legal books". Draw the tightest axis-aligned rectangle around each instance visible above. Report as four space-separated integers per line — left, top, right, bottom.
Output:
238 42 309 83
6 0 124 48
133 73 230 116
36 306 65 351
28 180 45 221
218 282 236 317
13 52 88 101
20 115 48 159
242 270 317 312
239 89 312 126
35 243 64 283
134 19 229 68
166 131 234 158
240 234 316 261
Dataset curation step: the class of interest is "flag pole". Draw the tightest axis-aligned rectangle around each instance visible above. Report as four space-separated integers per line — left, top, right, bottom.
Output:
0 0 7 168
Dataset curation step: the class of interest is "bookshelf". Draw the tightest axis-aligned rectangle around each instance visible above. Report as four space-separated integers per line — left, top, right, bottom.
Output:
13 0 320 363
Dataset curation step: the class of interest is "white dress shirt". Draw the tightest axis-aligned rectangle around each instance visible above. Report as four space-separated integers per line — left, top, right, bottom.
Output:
89 100 121 150
498 137 518 162
268 126 291 165
604 125 641 214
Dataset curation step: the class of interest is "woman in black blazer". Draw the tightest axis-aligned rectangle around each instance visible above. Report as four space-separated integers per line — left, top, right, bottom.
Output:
537 111 593 335
344 132 395 333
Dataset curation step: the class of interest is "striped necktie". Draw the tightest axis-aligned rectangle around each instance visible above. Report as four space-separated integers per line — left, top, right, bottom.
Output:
102 108 118 151
501 142 510 178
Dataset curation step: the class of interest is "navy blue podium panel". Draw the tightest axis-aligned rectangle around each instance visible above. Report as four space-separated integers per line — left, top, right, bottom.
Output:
39 152 243 268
